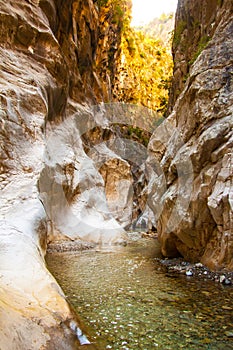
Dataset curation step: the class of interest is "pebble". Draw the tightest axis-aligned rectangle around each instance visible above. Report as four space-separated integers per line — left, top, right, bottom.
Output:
69 320 77 332
195 263 203 268
220 275 226 283
224 278 231 285
159 258 233 284
186 270 193 276
225 331 233 338
76 328 91 345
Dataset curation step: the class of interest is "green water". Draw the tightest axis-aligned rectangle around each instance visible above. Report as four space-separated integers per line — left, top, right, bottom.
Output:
46 239 233 350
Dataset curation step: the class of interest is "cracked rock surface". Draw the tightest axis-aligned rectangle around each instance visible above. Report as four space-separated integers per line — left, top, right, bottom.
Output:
148 0 233 270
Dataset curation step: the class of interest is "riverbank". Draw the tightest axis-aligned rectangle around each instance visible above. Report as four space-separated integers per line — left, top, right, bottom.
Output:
47 240 97 253
47 235 233 286
157 257 233 286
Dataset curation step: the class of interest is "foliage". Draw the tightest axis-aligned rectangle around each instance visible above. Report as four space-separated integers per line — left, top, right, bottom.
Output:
97 0 130 26
189 35 211 65
97 1 173 147
96 0 108 6
136 13 175 45
173 20 186 47
114 124 151 147
217 0 223 6
114 24 173 116
97 1 173 117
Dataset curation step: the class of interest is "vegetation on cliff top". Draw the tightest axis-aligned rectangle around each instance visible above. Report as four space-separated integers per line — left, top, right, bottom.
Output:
97 0 173 117
135 13 174 44
114 26 173 116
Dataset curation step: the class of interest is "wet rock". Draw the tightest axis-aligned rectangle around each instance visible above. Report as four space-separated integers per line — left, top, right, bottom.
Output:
225 331 233 338
224 279 231 285
220 275 226 283
222 278 232 286
158 257 233 284
195 263 203 268
185 270 193 277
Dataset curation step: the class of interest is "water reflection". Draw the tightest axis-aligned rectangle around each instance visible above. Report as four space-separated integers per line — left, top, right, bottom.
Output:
46 239 233 350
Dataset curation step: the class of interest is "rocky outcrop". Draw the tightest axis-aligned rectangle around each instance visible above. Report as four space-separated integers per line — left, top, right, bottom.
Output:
91 144 134 227
0 0 127 348
1 0 232 347
148 0 233 270
167 0 224 115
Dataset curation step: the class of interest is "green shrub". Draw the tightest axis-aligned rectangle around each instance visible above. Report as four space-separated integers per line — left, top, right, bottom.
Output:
189 35 210 65
173 20 186 47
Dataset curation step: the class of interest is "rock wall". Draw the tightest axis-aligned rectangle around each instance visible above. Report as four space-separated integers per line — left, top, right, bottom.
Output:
0 0 127 348
149 0 233 270
167 0 223 114
1 0 232 347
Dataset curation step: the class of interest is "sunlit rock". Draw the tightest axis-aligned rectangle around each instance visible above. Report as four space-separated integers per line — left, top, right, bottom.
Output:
39 115 126 244
0 0 127 348
89 142 134 228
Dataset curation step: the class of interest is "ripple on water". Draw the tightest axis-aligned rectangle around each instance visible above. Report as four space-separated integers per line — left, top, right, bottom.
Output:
46 239 233 350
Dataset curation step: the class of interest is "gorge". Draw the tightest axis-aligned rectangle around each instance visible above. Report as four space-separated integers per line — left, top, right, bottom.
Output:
0 0 232 349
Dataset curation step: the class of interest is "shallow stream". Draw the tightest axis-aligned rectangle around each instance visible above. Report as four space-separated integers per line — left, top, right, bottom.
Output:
46 239 233 350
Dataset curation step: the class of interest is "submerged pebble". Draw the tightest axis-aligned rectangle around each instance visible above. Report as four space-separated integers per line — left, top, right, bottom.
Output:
185 270 193 276
47 239 233 350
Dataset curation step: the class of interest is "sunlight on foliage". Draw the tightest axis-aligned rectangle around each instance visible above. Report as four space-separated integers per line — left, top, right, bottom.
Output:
97 0 174 117
113 9 173 116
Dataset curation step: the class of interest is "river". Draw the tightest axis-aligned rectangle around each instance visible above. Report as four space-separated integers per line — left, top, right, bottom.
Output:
46 238 233 350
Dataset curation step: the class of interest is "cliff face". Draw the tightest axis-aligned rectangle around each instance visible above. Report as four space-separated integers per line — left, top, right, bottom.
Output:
0 0 233 347
149 0 233 270
167 0 223 114
0 0 126 348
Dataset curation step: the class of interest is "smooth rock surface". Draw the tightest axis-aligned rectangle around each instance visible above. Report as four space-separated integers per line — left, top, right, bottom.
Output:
0 0 125 348
90 143 134 228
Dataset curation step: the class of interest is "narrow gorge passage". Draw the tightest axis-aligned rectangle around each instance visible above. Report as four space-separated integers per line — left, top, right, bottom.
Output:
46 239 233 350
0 0 232 349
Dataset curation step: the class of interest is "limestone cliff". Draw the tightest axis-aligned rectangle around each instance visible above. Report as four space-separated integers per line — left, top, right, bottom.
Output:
148 0 233 270
0 0 232 348
167 0 229 114
0 0 126 348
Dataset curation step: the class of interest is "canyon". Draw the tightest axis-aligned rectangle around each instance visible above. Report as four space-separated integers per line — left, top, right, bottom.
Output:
0 0 232 348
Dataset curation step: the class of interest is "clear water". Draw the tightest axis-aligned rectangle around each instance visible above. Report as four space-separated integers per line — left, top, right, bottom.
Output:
46 239 233 350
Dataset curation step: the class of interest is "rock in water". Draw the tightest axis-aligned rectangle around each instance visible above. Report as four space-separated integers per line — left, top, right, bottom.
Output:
186 270 193 277
220 275 226 283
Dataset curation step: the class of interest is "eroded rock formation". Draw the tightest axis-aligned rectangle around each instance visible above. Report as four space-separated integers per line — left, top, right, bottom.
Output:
0 0 127 348
149 0 233 270
0 0 232 347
